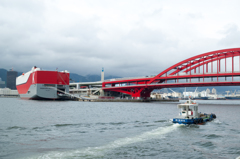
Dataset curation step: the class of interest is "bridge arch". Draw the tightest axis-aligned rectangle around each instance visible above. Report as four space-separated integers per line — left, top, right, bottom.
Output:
102 48 240 98
148 48 240 84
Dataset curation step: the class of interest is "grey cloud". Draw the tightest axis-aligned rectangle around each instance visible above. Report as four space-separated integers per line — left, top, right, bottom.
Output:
1 0 240 78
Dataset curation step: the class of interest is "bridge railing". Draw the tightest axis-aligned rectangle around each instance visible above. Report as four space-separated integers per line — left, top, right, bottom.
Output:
104 76 153 82
168 71 240 76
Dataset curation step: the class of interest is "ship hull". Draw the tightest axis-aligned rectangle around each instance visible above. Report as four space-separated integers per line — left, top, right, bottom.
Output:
16 67 70 100
192 97 209 100
17 84 69 100
225 97 240 100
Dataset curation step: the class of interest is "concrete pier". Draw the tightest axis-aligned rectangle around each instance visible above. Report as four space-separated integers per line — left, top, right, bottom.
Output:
74 98 179 102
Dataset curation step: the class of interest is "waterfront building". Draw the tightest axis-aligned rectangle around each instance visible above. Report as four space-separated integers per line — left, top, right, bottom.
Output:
155 92 182 99
0 88 19 97
6 69 18 90
200 90 209 97
206 88 210 94
183 88 210 99
159 93 169 99
183 88 219 99
212 88 217 94
150 92 162 99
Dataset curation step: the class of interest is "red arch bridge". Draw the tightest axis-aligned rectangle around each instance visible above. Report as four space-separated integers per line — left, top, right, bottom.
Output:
102 48 240 98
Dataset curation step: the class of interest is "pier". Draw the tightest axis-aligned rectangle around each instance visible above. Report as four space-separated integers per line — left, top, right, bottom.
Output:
72 97 179 102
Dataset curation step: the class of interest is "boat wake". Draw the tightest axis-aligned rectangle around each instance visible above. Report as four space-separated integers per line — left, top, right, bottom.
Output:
28 125 179 159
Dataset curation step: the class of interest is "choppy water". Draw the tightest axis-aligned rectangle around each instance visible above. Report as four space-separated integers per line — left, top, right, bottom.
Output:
0 98 240 159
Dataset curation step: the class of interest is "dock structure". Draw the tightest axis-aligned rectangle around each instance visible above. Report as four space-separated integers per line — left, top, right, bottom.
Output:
69 81 103 98
0 88 19 97
68 80 170 101
69 80 134 99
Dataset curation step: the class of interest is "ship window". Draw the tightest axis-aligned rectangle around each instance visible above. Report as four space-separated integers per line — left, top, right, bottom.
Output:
44 84 55 87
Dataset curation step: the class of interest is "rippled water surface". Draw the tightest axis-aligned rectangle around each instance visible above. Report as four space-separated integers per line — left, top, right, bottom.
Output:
0 98 240 159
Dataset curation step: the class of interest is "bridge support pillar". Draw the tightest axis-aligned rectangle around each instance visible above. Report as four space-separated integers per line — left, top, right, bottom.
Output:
140 88 154 99
100 89 105 96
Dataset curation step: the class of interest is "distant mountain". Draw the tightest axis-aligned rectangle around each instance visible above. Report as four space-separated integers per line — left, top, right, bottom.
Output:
69 73 88 82
70 73 121 82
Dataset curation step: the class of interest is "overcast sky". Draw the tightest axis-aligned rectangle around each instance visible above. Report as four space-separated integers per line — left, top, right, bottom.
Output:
0 0 240 77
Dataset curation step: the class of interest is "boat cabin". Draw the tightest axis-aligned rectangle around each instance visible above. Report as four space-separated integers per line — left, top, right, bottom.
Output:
177 99 199 118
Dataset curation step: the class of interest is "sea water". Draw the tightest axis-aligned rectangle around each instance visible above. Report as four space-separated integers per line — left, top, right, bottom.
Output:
0 98 240 159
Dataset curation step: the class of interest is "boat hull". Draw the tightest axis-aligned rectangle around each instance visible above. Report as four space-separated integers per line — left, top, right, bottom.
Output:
173 114 216 125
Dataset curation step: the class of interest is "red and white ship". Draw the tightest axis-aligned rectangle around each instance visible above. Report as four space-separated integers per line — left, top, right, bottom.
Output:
16 66 70 100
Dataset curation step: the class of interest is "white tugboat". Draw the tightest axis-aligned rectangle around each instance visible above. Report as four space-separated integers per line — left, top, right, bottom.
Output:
172 99 216 125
